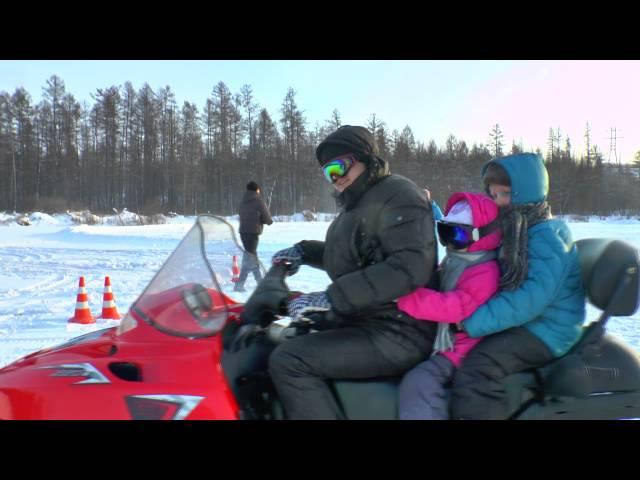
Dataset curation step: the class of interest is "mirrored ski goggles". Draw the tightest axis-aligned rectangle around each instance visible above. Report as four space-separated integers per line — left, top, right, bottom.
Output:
322 154 356 183
436 219 500 250
437 221 476 249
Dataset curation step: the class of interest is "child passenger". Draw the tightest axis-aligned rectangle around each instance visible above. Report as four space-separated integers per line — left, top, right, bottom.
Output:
450 153 586 420
397 192 502 420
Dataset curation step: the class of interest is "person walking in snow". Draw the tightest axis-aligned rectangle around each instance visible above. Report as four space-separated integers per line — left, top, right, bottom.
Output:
267 125 439 420
397 192 502 419
450 152 586 420
235 181 273 292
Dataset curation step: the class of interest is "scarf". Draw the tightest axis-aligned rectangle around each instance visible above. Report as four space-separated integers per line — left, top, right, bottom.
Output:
433 250 497 354
498 201 552 291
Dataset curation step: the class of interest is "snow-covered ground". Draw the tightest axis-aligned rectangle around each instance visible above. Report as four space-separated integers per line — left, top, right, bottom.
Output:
1 213 639 369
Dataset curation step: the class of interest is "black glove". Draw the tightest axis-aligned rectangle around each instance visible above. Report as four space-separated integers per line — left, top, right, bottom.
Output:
300 310 345 331
223 320 266 353
241 264 290 327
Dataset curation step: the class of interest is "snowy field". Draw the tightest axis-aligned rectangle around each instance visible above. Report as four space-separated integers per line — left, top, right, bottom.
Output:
1 213 640 369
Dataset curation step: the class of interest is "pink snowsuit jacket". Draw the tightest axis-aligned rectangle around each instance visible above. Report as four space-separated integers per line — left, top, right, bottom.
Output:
397 192 502 367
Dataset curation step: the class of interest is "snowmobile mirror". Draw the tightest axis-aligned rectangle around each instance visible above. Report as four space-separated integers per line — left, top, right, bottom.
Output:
182 283 214 319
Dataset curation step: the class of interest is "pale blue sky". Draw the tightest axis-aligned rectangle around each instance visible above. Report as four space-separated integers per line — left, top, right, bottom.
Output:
1 60 638 162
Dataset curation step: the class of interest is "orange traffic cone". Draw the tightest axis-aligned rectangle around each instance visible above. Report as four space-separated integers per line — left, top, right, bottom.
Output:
98 276 122 320
68 276 96 324
231 255 240 283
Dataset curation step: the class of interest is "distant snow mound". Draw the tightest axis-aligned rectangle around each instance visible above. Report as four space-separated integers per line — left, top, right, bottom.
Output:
0 211 75 226
150 214 167 224
271 212 336 222
104 208 169 226
28 212 68 225
67 210 102 225
562 214 590 223
112 208 141 225
0 209 338 227
164 214 192 224
302 210 317 221
0 212 28 225
315 213 338 222
16 216 31 226
603 215 640 224
0 212 16 225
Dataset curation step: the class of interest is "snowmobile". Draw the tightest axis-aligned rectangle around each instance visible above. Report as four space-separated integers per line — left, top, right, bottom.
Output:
0 214 638 420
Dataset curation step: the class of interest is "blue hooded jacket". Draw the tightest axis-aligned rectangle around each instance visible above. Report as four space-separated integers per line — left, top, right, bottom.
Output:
462 153 586 357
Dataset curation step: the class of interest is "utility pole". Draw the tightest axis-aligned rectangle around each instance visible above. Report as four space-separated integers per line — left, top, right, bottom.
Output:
607 127 623 165
584 122 592 164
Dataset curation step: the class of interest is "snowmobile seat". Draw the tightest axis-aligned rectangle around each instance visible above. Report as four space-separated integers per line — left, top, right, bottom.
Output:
330 378 401 420
332 239 640 420
267 378 402 420
533 238 640 399
501 238 640 414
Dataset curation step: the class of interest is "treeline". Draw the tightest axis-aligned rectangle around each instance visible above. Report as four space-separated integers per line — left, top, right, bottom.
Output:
1 75 638 216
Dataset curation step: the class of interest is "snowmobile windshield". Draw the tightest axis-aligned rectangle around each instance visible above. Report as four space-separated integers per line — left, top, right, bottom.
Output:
128 215 264 338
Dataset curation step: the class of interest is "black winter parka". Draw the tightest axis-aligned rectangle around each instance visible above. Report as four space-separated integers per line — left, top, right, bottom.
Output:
297 158 438 353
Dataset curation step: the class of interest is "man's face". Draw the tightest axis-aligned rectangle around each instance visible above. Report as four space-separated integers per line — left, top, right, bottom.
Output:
332 160 366 193
488 184 512 207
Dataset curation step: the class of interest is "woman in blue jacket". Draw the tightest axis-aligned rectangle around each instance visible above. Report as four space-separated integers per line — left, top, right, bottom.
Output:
450 152 586 420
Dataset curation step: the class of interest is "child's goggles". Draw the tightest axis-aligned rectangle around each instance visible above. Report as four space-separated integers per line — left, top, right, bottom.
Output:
322 154 356 183
436 219 500 250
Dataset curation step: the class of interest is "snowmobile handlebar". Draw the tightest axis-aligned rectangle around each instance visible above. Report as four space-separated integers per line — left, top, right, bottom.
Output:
239 263 291 327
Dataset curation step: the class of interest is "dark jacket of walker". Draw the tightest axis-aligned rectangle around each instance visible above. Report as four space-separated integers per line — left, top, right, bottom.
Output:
239 190 273 235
